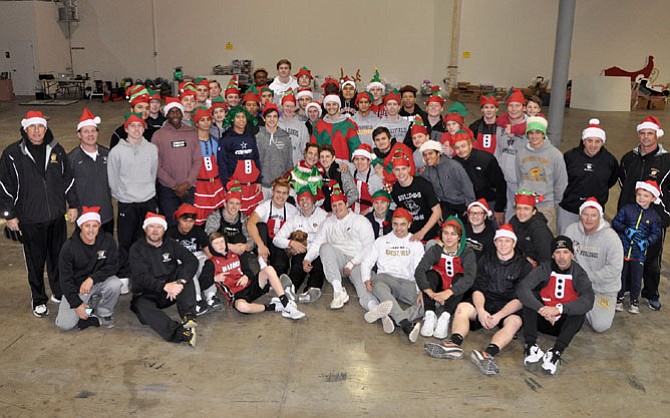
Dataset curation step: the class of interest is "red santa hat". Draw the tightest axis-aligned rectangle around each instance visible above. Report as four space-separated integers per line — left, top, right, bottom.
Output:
294 66 313 80
383 89 401 105
76 206 101 227
578 197 604 217
505 88 526 105
163 97 185 115
321 77 341 93
296 87 314 101
341 75 356 90
330 183 347 205
21 110 47 129
282 88 297 105
352 143 374 161
192 107 211 124
411 115 428 136
515 189 544 207
304 101 322 118
225 181 243 202
494 223 517 242
636 115 664 138
142 212 167 230
582 118 607 142
467 198 492 217
419 140 442 154
480 94 499 108
355 91 373 106
392 207 413 223
635 180 662 204
173 203 198 220
323 94 341 107
76 108 101 131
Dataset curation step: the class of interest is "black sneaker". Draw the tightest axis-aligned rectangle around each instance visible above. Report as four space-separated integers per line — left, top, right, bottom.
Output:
179 326 197 347
195 300 210 317
541 347 562 375
648 298 662 311
207 295 225 312
182 315 198 330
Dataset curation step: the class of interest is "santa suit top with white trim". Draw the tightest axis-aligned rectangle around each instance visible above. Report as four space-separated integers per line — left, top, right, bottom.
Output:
252 199 298 240
217 128 262 186
194 135 225 224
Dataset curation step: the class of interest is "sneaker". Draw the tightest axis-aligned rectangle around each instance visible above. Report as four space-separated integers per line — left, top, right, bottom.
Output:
280 274 296 302
424 339 463 360
523 343 544 365
648 298 662 311
50 295 61 304
207 295 225 312
180 327 197 347
281 300 306 320
433 312 451 339
330 289 350 309
381 316 395 334
420 311 437 337
99 315 116 329
628 300 640 314
33 304 49 318
195 300 210 316
298 288 322 303
408 323 421 343
270 297 284 312
118 278 130 295
615 298 624 312
541 347 561 375
364 300 393 323
182 315 198 330
471 349 499 376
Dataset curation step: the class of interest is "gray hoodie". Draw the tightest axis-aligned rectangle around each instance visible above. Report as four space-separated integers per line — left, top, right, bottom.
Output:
515 139 568 207
107 138 158 203
564 218 623 294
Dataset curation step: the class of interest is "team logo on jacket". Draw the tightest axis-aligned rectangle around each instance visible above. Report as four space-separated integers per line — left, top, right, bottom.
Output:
97 250 106 260
50 153 58 164
583 163 593 172
162 253 172 262
649 168 660 179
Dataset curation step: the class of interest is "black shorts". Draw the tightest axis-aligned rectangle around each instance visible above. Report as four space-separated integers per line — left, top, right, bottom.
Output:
233 275 270 310
466 299 521 331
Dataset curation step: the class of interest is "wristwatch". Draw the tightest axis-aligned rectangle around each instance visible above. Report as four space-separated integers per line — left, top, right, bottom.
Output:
556 303 564 315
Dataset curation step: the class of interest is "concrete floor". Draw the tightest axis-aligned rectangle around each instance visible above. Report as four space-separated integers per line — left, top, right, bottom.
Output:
0 97 668 417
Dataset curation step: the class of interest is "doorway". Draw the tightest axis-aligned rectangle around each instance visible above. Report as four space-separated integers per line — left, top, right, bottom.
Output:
8 40 37 96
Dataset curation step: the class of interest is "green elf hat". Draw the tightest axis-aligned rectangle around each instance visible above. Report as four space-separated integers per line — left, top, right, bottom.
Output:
367 67 385 92
242 84 261 104
225 75 240 97
526 116 548 136
425 85 445 106
444 101 468 125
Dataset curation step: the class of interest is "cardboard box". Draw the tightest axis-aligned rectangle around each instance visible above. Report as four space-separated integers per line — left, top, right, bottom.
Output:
637 96 666 110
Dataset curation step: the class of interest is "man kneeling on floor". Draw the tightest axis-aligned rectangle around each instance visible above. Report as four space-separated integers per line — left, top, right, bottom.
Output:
129 212 199 346
56 206 121 331
517 236 594 375
424 224 532 375
361 208 425 342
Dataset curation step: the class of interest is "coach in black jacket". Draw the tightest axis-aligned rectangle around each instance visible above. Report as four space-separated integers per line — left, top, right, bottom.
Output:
0 111 79 318
129 212 199 346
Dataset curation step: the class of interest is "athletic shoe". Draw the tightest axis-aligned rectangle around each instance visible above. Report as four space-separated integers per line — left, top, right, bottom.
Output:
280 274 296 302
523 343 544 365
420 311 437 337
281 300 306 320
195 300 210 317
424 339 464 360
33 304 49 318
541 347 561 375
648 298 662 311
118 278 130 295
298 288 322 303
330 289 350 309
615 298 624 312
207 295 225 312
180 327 197 347
182 315 198 330
270 297 284 312
364 300 393 323
628 300 640 314
471 349 499 376
50 295 61 304
381 316 395 334
433 312 451 339
99 315 116 329
408 323 421 343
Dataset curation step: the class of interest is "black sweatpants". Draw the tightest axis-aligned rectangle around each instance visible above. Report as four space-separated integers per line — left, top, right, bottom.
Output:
117 198 158 277
522 306 585 352
642 228 665 301
421 270 465 315
256 222 289 275
130 278 197 342
21 216 66 307
288 253 325 291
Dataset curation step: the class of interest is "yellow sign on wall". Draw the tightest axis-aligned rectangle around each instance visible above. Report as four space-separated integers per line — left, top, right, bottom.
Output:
463 51 471 59
225 43 233 50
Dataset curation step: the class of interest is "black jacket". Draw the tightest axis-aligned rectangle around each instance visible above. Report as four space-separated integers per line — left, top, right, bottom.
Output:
129 236 199 294
59 231 119 309
67 145 114 224
473 250 532 305
454 148 507 213
560 142 618 214
509 211 553 264
0 128 78 223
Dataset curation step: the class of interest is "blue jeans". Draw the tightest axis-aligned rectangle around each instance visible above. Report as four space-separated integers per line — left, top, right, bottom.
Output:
619 259 644 302
157 183 194 226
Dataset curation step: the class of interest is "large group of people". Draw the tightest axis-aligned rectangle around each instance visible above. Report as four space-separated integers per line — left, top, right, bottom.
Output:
1 58 668 376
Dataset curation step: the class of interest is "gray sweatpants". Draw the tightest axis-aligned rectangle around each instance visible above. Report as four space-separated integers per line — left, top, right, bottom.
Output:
55 276 122 331
557 206 580 235
371 273 424 323
586 292 617 333
320 243 378 310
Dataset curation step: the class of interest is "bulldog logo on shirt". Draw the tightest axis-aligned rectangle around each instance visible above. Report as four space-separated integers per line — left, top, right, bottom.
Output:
97 250 106 260
162 253 172 262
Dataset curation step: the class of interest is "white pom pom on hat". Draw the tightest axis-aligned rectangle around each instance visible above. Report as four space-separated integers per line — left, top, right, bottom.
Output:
582 118 606 142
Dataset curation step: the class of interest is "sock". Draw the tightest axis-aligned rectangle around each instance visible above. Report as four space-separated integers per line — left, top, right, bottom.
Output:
332 280 344 294
399 319 413 334
484 343 500 357
265 303 276 312
451 333 463 346
279 294 289 307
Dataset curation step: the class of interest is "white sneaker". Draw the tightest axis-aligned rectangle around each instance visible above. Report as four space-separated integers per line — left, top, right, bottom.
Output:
118 278 130 295
50 295 61 304
270 297 284 312
282 300 305 320
279 274 296 302
408 323 421 343
420 311 437 337
364 300 393 323
541 347 561 375
330 289 350 309
433 312 451 339
381 316 395 334
524 343 545 365
33 304 49 318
